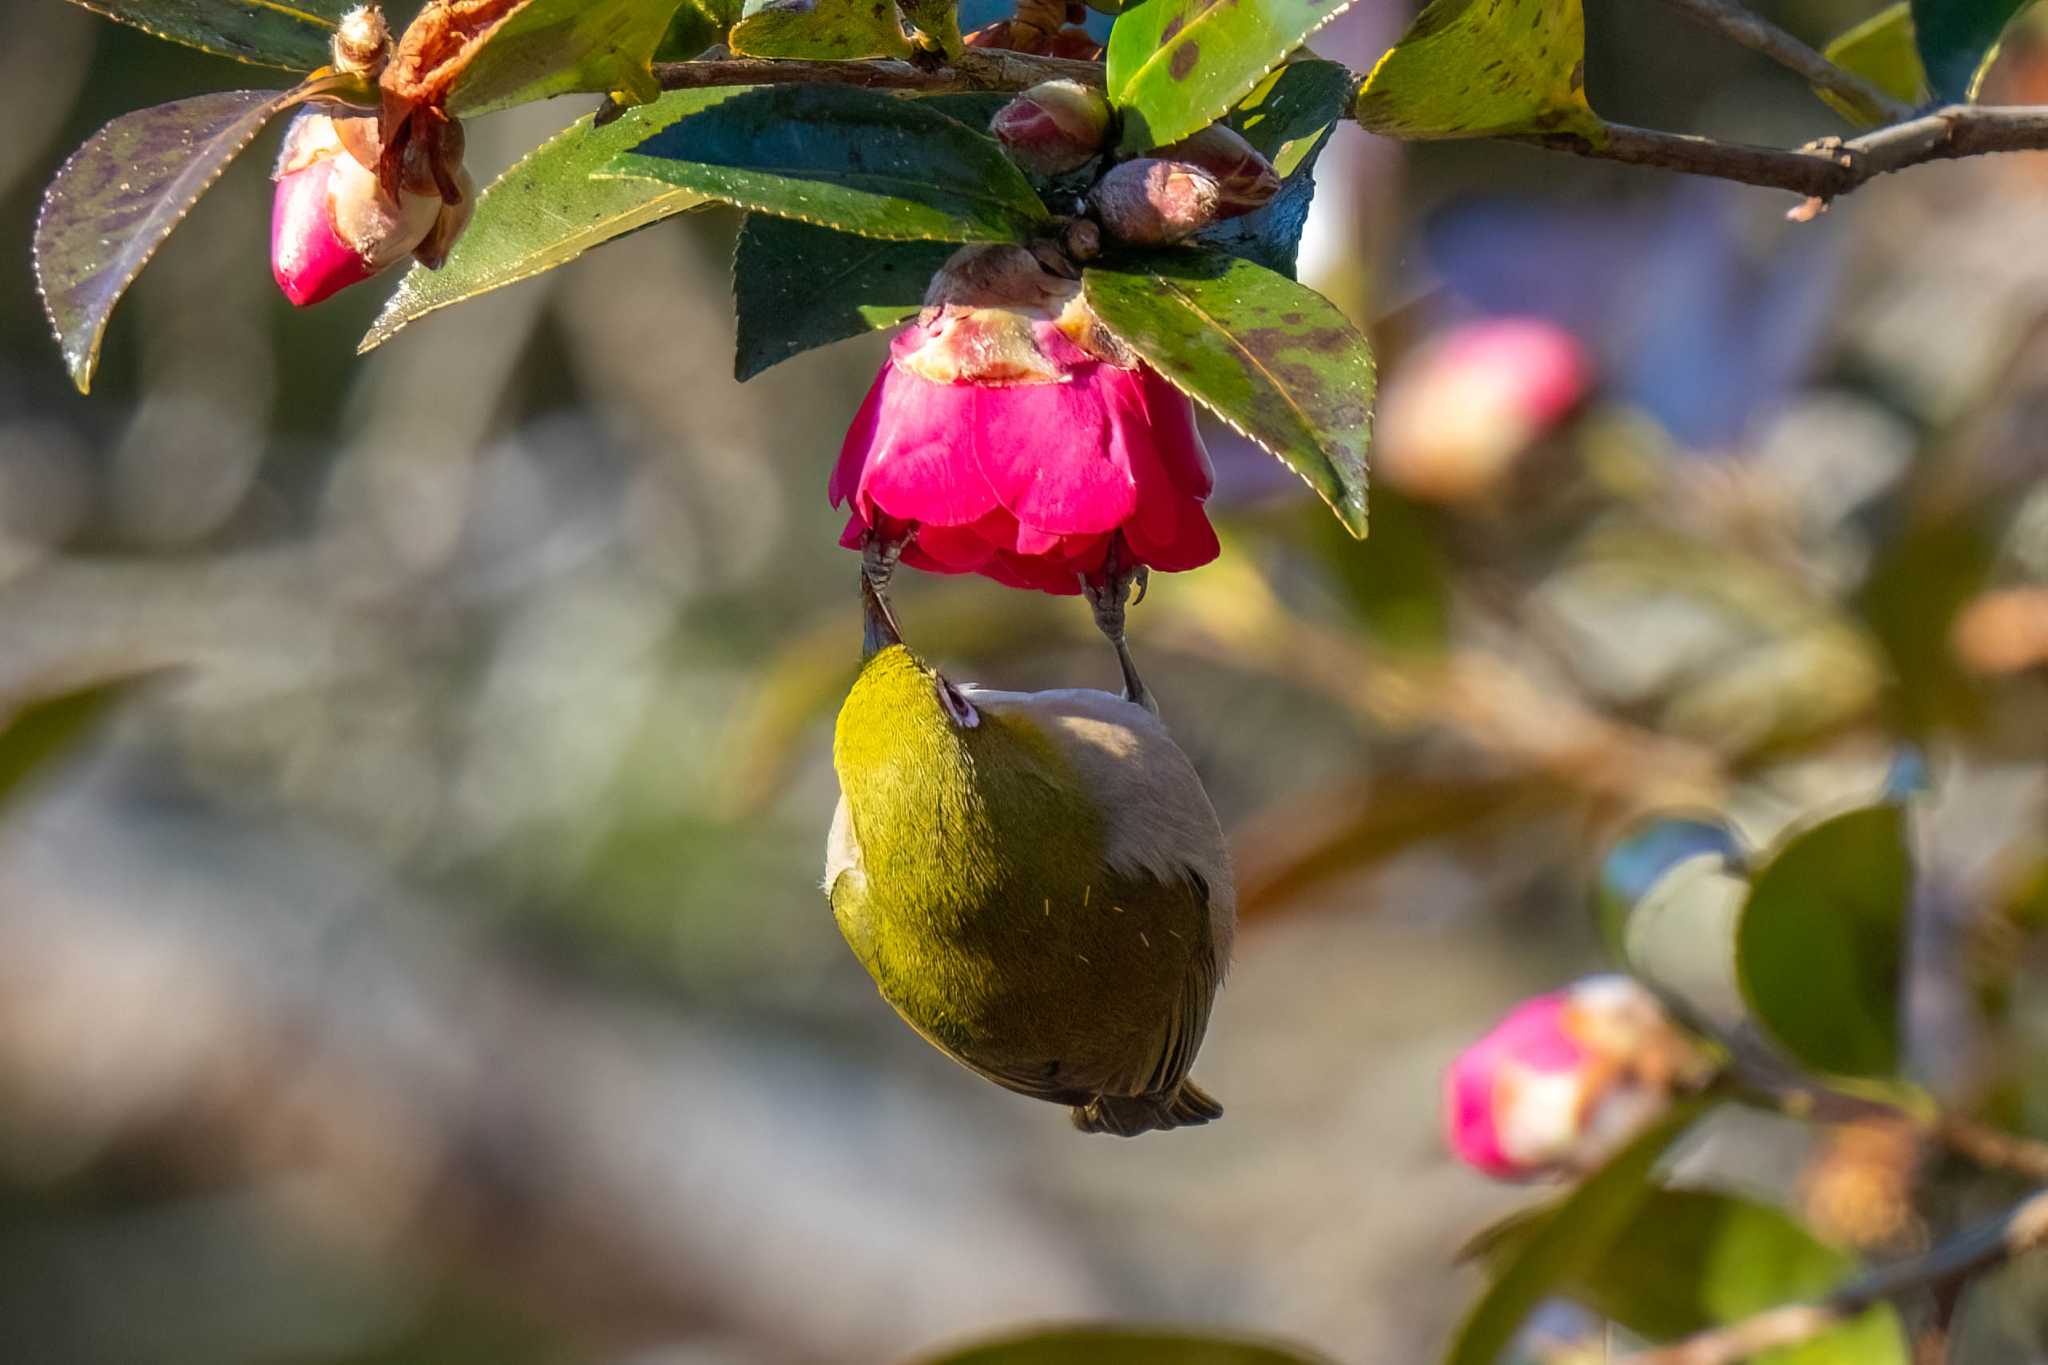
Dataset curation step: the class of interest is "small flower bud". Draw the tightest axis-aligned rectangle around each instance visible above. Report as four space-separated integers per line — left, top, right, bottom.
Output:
1088 159 1221 245
1377 317 1592 502
1444 976 1712 1181
990 80 1112 177
270 110 441 307
1156 124 1280 218
331 5 391 77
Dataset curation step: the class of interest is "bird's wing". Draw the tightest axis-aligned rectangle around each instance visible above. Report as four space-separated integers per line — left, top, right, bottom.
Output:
968 686 1236 968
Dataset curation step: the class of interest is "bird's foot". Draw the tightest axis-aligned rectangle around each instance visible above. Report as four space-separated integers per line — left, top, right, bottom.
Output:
1080 548 1155 714
861 530 909 658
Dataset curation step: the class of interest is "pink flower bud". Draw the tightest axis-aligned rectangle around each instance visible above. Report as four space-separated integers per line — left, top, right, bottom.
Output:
269 109 442 308
1444 976 1711 1181
830 244 1217 595
1156 124 1280 218
1376 317 1592 502
1088 159 1221 245
990 80 1112 177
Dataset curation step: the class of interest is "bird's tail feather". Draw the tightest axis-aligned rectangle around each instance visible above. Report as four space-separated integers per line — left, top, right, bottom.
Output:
1071 1079 1223 1137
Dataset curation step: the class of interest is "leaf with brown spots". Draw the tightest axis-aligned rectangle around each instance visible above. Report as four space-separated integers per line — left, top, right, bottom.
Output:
1352 0 1604 142
1085 249 1371 537
729 0 911 58
1104 0 1361 152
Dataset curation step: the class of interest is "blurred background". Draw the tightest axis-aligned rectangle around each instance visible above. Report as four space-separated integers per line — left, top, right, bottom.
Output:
7 0 2048 1359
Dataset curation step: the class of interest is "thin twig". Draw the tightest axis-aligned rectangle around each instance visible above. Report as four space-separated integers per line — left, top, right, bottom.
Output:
1518 106 2048 217
649 49 1102 96
1656 0 1917 124
1620 1188 2048 1365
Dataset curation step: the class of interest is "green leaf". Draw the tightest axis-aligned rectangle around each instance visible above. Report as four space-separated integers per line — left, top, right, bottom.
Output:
1105 0 1361 152
914 1325 1333 1365
1470 1188 1909 1365
0 672 164 816
362 89 748 352
1352 0 1604 141
729 0 911 58
62 0 353 71
1911 0 2028 102
653 0 741 58
446 0 688 117
1595 814 1746 962
1445 1101 1705 1365
1223 57 1355 175
1085 250 1371 536
1738 804 1912 1081
35 80 339 395
1819 3 1928 126
731 216 954 380
604 84 1049 242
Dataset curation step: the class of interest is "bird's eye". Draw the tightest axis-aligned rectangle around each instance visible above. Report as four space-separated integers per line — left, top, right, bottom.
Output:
936 679 980 729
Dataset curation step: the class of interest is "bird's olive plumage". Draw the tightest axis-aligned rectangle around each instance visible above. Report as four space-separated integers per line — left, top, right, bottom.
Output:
827 644 1232 1135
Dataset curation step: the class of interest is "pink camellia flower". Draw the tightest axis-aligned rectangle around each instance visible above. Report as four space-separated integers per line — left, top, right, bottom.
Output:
1376 316 1592 502
270 109 461 308
1444 975 1711 1181
831 244 1218 595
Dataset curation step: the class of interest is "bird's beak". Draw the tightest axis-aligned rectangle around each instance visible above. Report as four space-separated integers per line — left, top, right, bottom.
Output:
861 566 903 659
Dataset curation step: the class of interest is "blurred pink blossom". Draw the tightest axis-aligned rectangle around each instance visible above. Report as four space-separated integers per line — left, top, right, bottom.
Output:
1444 975 1709 1180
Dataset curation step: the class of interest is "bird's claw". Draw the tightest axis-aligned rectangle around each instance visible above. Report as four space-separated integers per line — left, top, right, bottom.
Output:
1080 552 1155 715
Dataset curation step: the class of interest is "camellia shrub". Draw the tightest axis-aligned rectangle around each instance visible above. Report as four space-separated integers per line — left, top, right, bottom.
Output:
26 0 2048 1358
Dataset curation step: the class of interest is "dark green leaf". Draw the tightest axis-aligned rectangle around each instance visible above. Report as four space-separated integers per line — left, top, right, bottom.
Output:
1819 3 1928 126
1085 250 1371 536
35 80 337 395
1857 516 1998 736
915 1325 1333 1365
729 0 911 58
1470 1188 1908 1364
363 89 747 352
605 84 1049 241
446 0 687 117
653 0 741 58
1911 0 2027 102
732 216 953 380
0 673 163 815
1190 60 1352 277
1105 0 1359 152
1595 814 1746 961
1738 804 1912 1081
1223 58 1355 174
1445 1101 1704 1365
1353 0 1604 141
62 0 352 70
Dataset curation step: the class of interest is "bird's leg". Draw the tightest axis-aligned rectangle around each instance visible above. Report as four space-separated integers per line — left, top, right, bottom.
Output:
861 530 908 659
1081 542 1155 714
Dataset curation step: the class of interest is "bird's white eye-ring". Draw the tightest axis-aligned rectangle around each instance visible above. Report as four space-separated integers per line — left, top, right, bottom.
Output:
937 680 980 729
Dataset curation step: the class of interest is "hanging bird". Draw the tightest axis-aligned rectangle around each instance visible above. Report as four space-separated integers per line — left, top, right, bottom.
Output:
825 559 1233 1135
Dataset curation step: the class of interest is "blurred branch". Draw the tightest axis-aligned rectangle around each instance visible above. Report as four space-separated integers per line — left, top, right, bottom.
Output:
1621 1187 2048 1365
1655 0 1916 124
1518 106 2048 217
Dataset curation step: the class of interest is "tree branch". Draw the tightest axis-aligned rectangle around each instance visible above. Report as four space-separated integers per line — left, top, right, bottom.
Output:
1655 0 1917 125
648 49 1102 97
1517 106 2048 217
1620 1188 2048 1365
638 54 2048 217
